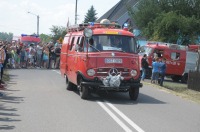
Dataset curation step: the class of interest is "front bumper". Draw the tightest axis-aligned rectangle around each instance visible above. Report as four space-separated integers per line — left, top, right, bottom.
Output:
81 81 143 91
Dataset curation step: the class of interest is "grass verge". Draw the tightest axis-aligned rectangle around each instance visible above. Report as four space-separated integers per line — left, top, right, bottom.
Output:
164 81 200 104
144 80 200 104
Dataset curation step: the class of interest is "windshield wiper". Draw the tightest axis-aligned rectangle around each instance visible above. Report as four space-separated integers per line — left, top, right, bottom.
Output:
89 44 100 52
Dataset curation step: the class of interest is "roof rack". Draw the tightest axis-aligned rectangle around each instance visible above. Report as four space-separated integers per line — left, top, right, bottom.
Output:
67 22 121 33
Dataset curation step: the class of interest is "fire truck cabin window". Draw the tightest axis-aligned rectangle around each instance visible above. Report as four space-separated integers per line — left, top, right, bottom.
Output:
153 49 163 58
171 52 180 60
78 37 84 52
70 37 75 51
139 46 153 56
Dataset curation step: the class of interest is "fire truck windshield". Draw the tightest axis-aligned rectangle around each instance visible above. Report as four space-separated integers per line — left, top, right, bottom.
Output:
84 35 137 53
138 46 153 56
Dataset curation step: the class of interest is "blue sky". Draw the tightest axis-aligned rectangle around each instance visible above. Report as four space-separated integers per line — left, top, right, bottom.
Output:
0 0 120 36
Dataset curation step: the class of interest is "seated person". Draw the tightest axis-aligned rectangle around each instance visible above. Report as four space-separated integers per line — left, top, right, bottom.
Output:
88 38 94 52
174 53 180 60
93 36 103 51
112 37 122 48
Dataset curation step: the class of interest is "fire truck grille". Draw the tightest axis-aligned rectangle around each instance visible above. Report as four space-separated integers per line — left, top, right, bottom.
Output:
96 68 130 77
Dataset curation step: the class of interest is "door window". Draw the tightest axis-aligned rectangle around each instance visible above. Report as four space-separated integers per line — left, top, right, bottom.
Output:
69 37 75 51
171 52 180 60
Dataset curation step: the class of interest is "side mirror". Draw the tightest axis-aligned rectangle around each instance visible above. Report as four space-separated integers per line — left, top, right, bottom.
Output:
84 28 93 38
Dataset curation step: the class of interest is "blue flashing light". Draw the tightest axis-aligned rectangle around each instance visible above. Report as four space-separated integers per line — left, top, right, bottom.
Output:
21 34 27 37
89 22 94 26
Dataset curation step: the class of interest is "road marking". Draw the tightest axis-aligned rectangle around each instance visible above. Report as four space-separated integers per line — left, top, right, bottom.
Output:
97 101 132 132
106 101 145 132
54 70 144 132
52 70 61 74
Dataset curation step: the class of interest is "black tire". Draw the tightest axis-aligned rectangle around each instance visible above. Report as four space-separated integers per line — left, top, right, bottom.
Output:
80 85 89 99
171 75 180 82
66 75 75 90
78 77 89 99
181 74 188 83
129 87 139 101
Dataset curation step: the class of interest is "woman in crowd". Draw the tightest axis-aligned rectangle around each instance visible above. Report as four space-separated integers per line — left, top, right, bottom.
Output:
159 58 167 86
42 46 49 69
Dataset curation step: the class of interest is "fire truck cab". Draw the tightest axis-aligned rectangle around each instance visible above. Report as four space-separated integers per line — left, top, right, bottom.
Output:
60 19 142 100
138 42 199 83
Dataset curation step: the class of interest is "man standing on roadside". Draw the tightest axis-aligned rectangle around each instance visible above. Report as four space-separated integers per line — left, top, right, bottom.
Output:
54 44 61 69
36 43 43 68
159 58 167 86
151 57 160 84
141 54 149 81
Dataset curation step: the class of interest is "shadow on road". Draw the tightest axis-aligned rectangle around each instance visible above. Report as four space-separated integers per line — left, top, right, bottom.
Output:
0 73 23 130
91 92 166 105
69 89 166 105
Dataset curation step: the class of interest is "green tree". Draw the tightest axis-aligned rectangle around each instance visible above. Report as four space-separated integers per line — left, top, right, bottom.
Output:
0 32 13 42
39 33 51 44
84 5 98 23
145 12 200 44
49 25 66 43
129 0 200 45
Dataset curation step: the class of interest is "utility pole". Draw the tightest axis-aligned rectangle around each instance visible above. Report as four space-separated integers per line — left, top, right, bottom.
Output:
75 0 78 24
28 11 40 36
37 15 39 36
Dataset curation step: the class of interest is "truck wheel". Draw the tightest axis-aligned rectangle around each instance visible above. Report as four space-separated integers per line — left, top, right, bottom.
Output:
80 85 89 99
129 87 139 101
181 74 188 83
78 77 89 99
66 75 75 90
171 75 180 82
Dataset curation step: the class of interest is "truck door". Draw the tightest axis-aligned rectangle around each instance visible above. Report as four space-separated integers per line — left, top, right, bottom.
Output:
67 36 77 84
60 35 70 76
165 50 185 76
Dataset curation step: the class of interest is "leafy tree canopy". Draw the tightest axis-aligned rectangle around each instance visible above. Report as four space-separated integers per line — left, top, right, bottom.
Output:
129 0 200 45
0 32 13 42
49 25 66 43
39 33 52 44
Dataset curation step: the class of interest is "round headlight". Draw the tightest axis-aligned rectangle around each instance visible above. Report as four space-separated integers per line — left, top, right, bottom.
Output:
87 69 95 76
130 70 137 77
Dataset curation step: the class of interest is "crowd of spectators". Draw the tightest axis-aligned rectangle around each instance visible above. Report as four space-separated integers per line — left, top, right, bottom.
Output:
0 39 61 95
2 40 61 69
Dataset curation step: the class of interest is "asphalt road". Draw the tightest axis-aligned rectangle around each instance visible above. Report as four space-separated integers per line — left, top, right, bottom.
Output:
0 69 200 132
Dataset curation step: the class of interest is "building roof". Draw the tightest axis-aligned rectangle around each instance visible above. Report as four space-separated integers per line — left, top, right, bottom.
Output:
98 0 146 40
98 0 138 27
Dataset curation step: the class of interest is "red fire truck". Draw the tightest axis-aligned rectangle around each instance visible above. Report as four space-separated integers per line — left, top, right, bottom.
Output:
138 42 199 83
60 19 142 100
20 34 40 46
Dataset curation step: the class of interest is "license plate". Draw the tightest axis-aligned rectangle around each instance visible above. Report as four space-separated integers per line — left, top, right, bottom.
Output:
105 58 122 63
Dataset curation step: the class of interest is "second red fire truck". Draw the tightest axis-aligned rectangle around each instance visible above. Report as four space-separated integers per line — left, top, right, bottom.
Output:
138 41 200 83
